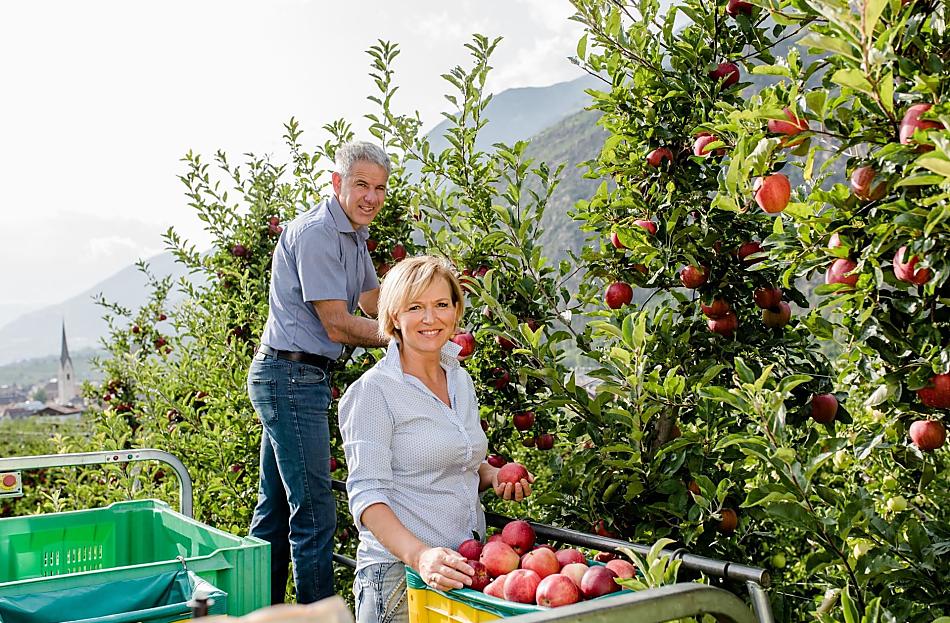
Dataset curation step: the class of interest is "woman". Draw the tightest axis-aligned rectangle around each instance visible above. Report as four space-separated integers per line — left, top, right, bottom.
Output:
339 255 533 623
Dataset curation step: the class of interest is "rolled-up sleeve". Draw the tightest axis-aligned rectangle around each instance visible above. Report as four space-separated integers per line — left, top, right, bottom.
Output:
339 378 394 531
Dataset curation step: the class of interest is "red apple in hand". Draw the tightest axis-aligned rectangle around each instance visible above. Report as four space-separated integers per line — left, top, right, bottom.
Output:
605 282 633 309
467 560 491 591
825 259 859 290
679 265 709 289
535 574 581 607
709 62 740 87
909 420 946 451
893 247 931 285
754 174 791 214
497 462 529 484
811 393 838 423
451 331 476 358
646 148 673 168
917 373 950 408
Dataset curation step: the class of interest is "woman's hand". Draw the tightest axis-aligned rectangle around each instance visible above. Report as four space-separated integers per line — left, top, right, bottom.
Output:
416 547 474 592
492 469 535 502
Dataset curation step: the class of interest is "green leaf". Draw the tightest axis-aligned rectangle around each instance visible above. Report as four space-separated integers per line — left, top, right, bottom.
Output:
831 68 874 95
916 154 950 178
576 33 588 61
862 0 887 38
799 34 859 61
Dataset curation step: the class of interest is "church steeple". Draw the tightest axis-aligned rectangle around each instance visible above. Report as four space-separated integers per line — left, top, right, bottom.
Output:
58 321 76 405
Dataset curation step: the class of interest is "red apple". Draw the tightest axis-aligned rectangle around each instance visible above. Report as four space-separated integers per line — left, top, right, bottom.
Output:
718 508 738 534
767 107 809 137
917 373 950 408
893 247 932 285
909 420 946 451
762 302 791 328
331 386 341 400
580 566 620 599
701 297 731 319
496 335 516 351
828 233 844 249
231 244 248 258
811 393 838 424
522 436 537 448
497 462 529 484
458 538 484 561
513 411 536 431
646 148 673 168
605 282 634 309
753 286 783 310
850 166 887 201
536 433 555 451
679 265 709 289
536 574 581 607
504 569 541 604
487 534 505 544
708 62 740 88
737 241 763 265
484 574 507 598
480 541 520 577
329 457 338 471
366 238 378 253
487 454 507 468
468 560 491 592
825 259 859 289
521 547 561 579
451 331 476 358
555 548 587 567
754 174 791 214
391 244 407 262
899 103 944 149
593 551 617 563
605 559 637 579
707 312 738 338
633 219 658 235
693 134 723 157
502 520 536 556
560 563 589 588
726 0 753 16
610 232 625 249
491 367 510 389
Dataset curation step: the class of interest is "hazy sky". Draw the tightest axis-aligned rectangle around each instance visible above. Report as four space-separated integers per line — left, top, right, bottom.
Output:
0 0 585 307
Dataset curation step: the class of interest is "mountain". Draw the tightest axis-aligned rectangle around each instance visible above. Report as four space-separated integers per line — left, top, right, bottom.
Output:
0 252 192 366
424 74 602 155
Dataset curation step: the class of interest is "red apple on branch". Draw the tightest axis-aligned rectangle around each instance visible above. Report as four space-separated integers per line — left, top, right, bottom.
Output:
850 166 887 201
646 147 673 168
825 259 859 290
605 282 634 309
610 231 625 249
451 331 476 358
811 393 838 423
718 508 738 534
391 244 407 262
707 313 738 338
767 107 809 137
633 219 658 235
737 241 764 265
726 0 753 16
513 411 535 431
679 265 709 289
708 62 740 88
893 247 932 285
693 134 723 157
753 286 782 310
909 420 946 451
754 174 791 214
701 297 731 319
762 302 791 328
917 373 950 408
536 433 555 450
899 103 944 149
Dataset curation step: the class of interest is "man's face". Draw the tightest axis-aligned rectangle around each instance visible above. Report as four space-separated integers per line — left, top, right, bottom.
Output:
332 161 388 229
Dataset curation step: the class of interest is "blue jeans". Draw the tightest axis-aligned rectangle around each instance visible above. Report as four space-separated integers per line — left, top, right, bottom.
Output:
354 562 409 623
247 350 336 604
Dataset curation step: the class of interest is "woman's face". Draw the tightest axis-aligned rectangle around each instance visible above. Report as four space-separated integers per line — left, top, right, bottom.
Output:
394 276 458 358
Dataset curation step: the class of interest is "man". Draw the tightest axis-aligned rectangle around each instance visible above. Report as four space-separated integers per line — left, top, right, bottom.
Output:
247 141 390 604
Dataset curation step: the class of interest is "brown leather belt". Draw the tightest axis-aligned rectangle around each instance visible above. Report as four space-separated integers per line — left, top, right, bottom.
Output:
257 344 335 371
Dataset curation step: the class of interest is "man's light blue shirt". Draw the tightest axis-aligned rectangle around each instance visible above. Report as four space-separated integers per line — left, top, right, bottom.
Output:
260 195 379 359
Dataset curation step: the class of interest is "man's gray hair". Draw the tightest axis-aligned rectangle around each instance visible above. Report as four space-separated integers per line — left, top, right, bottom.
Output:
335 141 391 179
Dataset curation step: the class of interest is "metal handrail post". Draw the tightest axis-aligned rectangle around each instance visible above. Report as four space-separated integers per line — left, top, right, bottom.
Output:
0 449 194 517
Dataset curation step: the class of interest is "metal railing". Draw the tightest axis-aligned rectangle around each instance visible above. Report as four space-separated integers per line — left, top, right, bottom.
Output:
0 449 194 517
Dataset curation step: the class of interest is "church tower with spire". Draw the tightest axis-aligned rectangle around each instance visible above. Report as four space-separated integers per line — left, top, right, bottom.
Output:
58 322 77 405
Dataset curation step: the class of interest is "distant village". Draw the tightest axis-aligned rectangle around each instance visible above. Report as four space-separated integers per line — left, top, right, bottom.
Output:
0 324 85 424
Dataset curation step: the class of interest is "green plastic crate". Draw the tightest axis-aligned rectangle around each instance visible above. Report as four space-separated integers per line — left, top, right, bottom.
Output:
0 499 269 616
0 568 227 623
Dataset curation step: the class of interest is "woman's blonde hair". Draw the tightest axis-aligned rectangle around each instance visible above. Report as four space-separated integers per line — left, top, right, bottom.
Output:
377 255 465 341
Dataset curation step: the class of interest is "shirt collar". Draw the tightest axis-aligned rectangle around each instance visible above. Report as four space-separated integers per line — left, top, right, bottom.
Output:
327 195 369 241
381 339 462 377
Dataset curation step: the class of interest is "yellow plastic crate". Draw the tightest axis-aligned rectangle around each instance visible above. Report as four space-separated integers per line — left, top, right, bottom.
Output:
408 584 500 623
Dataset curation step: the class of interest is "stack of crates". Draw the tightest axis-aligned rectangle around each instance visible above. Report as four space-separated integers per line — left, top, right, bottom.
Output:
0 499 269 618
